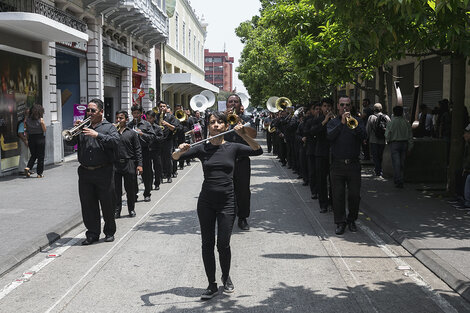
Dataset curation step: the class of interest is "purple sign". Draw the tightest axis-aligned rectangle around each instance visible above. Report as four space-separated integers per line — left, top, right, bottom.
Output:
72 104 87 149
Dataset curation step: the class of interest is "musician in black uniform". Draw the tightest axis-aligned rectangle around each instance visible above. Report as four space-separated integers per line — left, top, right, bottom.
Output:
175 104 194 169
128 105 156 202
276 110 289 166
224 94 257 230
158 101 177 183
66 99 119 245
327 96 367 235
146 110 164 190
114 110 143 218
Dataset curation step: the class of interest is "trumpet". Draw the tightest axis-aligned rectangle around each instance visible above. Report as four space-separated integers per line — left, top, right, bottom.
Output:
346 115 358 129
62 116 91 141
175 109 187 122
227 113 240 125
114 122 125 132
268 124 276 133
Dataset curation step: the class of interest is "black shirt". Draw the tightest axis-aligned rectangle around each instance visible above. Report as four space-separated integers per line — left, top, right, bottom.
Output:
115 127 143 167
128 118 156 149
148 122 164 151
327 116 367 160
66 119 119 167
309 115 330 157
179 142 263 193
158 113 178 141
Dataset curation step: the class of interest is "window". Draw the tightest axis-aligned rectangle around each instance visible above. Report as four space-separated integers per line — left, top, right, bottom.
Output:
198 41 201 66
193 35 196 62
188 29 191 59
205 57 213 63
213 57 222 63
175 14 179 50
182 22 186 55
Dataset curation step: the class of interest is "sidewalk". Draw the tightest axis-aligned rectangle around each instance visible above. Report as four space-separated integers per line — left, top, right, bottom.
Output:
359 164 470 303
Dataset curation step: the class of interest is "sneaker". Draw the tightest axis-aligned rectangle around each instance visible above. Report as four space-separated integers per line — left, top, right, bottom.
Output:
222 276 234 293
200 284 218 300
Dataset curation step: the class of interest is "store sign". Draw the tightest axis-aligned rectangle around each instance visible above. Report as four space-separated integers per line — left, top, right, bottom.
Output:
57 42 88 52
132 58 147 77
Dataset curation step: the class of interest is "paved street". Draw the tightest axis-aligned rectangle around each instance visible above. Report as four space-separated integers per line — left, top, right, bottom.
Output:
0 137 470 312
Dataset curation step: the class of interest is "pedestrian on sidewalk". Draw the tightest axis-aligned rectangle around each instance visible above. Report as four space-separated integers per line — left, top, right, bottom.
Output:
17 110 30 175
172 112 263 300
24 104 46 178
366 103 390 177
66 99 119 245
453 125 470 210
327 96 367 235
385 106 413 188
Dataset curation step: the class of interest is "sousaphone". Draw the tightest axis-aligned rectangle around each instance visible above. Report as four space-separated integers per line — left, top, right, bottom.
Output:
266 96 279 113
237 92 250 111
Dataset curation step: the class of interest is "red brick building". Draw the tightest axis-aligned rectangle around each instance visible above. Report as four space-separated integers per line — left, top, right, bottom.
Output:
204 49 234 92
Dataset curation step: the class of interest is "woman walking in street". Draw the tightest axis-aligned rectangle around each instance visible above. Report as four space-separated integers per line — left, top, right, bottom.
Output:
172 112 262 300
24 104 46 178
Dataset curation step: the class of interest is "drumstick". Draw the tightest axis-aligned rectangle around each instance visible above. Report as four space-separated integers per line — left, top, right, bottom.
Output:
174 122 250 153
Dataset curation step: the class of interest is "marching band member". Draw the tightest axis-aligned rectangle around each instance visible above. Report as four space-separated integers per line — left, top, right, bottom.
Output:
128 105 156 202
158 101 177 183
114 110 143 218
172 112 263 300
224 94 257 231
66 99 119 245
146 110 164 190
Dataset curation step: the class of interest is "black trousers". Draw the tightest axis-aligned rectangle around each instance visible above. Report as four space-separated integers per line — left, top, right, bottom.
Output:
150 150 162 187
272 134 279 155
298 145 308 181
161 140 173 179
78 165 116 239
330 160 361 224
315 156 330 209
27 134 45 175
266 131 273 153
197 190 236 284
115 169 137 214
279 138 287 165
137 149 152 197
307 154 317 196
233 157 251 219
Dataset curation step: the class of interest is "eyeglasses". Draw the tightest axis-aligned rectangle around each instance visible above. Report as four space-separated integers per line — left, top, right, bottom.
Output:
86 108 97 113
339 103 351 107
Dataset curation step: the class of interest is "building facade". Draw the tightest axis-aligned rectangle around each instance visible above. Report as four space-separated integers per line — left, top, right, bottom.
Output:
0 0 168 176
204 49 234 92
161 0 218 110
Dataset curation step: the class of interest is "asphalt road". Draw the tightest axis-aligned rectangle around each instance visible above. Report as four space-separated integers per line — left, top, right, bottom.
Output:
0 146 469 313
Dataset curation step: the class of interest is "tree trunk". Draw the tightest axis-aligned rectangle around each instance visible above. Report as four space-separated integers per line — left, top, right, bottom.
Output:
378 66 386 108
447 54 466 193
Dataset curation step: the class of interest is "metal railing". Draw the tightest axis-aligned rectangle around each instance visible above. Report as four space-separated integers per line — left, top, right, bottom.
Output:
0 0 87 33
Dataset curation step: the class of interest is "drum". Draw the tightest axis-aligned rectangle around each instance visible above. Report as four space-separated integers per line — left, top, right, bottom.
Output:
184 123 203 144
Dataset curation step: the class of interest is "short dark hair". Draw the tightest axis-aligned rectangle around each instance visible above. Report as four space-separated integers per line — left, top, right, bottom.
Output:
115 110 128 119
393 106 404 116
314 102 322 108
131 105 143 112
209 111 228 125
321 97 334 106
227 94 241 103
146 110 157 119
89 99 104 110
159 101 167 106
363 98 371 105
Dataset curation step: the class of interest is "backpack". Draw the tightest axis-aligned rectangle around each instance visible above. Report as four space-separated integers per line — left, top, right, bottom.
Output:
374 113 387 139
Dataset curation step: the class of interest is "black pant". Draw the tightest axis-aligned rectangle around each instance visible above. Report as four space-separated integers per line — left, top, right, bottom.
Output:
161 140 173 179
115 169 137 214
150 150 162 187
27 134 45 175
315 156 330 209
330 160 361 224
279 138 287 165
137 149 152 197
307 154 317 196
78 165 116 239
197 189 236 284
233 157 251 219
266 131 273 153
370 143 385 175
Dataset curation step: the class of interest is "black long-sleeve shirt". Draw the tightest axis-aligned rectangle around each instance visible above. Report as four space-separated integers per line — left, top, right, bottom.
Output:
148 122 164 151
302 116 316 156
159 113 178 141
225 114 255 146
128 118 156 149
115 127 143 167
309 114 330 157
66 119 119 167
179 142 263 193
327 116 367 160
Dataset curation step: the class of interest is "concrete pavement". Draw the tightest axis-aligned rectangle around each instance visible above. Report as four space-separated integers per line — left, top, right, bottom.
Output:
0 136 469 312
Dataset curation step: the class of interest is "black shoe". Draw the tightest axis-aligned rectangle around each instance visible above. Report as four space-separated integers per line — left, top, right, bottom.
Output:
222 276 234 293
167 178 172 183
281 163 286 167
115 211 121 219
186 161 191 166
201 284 218 300
335 223 346 235
311 194 318 199
82 237 99 245
302 181 308 186
144 196 151 202
348 221 358 232
172 173 177 178
179 166 184 170
129 210 136 217
238 218 250 230
160 178 164 184
319 208 328 213
104 235 114 242
154 185 160 190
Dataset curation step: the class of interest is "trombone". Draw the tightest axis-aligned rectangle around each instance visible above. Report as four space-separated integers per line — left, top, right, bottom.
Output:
62 116 91 141
175 109 187 122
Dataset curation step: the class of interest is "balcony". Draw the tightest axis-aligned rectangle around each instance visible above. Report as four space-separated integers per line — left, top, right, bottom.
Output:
0 0 87 32
84 0 168 47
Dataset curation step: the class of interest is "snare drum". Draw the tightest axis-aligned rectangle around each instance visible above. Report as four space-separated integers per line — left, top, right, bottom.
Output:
193 123 203 142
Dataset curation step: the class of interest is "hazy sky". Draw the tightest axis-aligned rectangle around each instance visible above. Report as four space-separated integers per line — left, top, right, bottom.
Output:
189 0 262 94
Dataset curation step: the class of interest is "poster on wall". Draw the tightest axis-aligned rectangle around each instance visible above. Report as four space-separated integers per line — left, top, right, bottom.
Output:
0 50 42 171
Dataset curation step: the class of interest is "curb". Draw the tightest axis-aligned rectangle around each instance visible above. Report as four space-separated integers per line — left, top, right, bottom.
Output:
0 211 83 277
360 198 470 303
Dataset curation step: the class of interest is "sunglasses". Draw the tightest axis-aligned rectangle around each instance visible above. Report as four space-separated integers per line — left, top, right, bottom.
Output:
339 103 351 107
86 108 98 113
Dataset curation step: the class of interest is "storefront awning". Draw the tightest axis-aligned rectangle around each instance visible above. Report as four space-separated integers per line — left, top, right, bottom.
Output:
0 12 88 42
162 73 219 95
